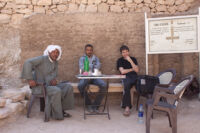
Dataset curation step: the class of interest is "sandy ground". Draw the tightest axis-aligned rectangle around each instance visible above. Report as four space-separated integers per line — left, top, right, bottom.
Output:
0 97 200 133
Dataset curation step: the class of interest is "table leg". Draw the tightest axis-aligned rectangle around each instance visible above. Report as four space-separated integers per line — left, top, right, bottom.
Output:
83 84 89 120
102 79 110 119
83 79 110 120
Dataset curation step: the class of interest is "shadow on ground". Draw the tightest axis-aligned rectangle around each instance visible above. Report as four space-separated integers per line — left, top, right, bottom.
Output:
0 97 200 133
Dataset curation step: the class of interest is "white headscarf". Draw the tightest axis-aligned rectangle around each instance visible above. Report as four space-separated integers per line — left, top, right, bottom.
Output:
43 45 62 61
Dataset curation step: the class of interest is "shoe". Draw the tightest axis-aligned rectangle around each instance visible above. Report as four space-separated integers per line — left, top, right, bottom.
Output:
86 106 93 113
92 107 100 113
63 111 72 118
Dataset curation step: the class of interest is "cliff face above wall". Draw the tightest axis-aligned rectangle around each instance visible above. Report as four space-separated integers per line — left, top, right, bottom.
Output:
0 26 22 88
0 0 198 26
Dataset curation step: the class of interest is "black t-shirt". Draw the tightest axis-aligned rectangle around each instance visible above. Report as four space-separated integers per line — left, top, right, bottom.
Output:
117 57 138 77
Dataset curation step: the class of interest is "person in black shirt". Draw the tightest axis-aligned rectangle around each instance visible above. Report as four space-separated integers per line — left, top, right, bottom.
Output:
117 45 139 116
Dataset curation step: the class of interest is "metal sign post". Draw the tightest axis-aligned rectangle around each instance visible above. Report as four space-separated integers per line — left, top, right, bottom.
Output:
145 12 149 75
198 7 200 100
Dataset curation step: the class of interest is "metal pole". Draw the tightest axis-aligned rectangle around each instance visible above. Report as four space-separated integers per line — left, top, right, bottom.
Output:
198 7 200 100
145 12 149 75
146 53 148 75
198 51 200 100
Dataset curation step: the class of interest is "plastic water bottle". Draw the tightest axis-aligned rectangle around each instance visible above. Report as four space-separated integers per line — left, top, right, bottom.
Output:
84 56 89 72
138 104 144 124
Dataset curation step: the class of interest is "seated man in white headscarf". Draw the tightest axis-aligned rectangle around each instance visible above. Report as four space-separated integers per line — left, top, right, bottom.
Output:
21 45 74 121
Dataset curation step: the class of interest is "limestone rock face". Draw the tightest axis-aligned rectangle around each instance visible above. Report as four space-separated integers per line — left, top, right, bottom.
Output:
53 0 63 4
11 14 24 25
78 4 86 12
6 102 24 114
107 0 114 5
86 5 97 13
156 5 167 12
15 8 32 14
15 0 31 5
134 0 143 4
149 2 156 8
168 6 177 14
95 0 102 4
184 0 194 3
0 27 21 84
0 0 197 26
57 5 67 12
68 3 78 13
144 0 151 4
37 0 52 6
177 3 189 12
141 6 150 12
110 5 123 13
125 0 133 4
2 90 25 103
0 14 11 24
157 0 165 5
165 0 175 6
0 98 6 108
175 0 184 5
88 0 95 5
81 0 88 4
21 100 29 109
0 107 10 119
34 6 46 13
98 3 109 13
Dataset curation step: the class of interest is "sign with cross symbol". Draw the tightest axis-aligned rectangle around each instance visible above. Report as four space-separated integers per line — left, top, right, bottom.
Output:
166 20 179 43
146 16 198 54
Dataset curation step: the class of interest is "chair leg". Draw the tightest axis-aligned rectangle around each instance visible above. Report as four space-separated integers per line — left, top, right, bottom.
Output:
171 110 177 133
27 95 35 118
146 105 153 133
167 112 172 127
44 110 49 122
136 94 140 111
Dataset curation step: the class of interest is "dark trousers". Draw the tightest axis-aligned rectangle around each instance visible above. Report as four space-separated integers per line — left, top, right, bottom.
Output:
40 98 45 112
78 79 107 107
122 75 137 109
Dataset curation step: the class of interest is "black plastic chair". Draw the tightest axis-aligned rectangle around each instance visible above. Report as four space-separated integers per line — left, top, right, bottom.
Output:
136 68 176 110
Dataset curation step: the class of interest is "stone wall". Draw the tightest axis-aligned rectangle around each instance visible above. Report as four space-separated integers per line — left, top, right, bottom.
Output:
20 13 146 82
0 0 197 26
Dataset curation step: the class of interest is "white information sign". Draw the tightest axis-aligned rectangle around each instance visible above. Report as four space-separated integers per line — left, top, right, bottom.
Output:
146 15 199 54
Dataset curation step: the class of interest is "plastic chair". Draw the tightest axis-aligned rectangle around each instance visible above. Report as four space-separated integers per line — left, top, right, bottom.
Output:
27 84 48 122
146 75 194 133
136 68 176 110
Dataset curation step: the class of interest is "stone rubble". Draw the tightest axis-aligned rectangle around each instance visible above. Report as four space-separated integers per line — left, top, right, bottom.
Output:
0 86 31 120
0 0 196 25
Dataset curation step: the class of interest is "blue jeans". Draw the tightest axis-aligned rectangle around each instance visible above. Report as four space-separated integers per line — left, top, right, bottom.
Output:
78 79 106 106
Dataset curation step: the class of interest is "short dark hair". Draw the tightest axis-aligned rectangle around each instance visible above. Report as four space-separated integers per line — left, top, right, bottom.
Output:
85 44 93 50
120 45 129 53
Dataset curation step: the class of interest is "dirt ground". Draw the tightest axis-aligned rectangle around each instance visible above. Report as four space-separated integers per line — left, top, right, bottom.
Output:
0 97 200 133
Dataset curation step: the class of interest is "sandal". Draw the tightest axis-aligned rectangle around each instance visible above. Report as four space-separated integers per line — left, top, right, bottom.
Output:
63 111 72 118
123 110 130 116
